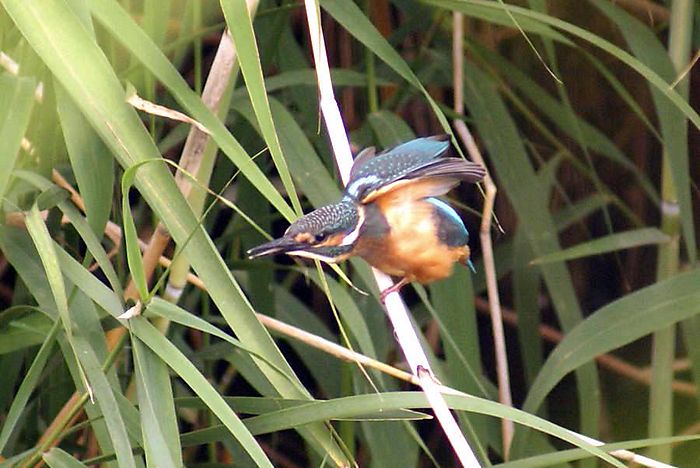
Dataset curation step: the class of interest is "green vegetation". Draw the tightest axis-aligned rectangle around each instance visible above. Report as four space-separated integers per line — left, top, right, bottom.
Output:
0 0 697 465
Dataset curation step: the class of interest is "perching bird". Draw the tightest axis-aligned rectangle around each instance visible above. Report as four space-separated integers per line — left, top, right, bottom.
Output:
248 135 486 300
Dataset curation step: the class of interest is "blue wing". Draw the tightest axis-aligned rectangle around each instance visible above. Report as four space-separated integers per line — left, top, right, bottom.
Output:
427 197 476 272
426 198 469 247
345 135 484 203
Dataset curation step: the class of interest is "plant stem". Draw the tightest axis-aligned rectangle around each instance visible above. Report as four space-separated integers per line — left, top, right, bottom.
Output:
648 0 693 462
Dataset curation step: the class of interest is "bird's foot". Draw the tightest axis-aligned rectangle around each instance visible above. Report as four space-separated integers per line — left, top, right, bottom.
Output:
379 278 409 303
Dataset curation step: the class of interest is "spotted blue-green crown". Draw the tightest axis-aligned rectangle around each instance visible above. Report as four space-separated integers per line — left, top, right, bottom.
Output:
285 199 359 240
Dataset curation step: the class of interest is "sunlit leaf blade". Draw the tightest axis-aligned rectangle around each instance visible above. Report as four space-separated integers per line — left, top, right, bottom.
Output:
496 435 700 467
241 392 622 466
221 0 302 215
3 0 697 465
86 0 295 222
71 333 137 468
24 205 74 340
177 390 619 465
121 167 149 301
42 448 89 468
523 269 700 416
176 395 429 420
132 334 182 467
1 9 344 462
0 74 35 202
56 84 114 238
129 317 273 468
0 227 125 463
531 228 670 265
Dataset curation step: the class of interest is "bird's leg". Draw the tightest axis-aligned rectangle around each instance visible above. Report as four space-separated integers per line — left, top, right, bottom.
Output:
379 277 409 303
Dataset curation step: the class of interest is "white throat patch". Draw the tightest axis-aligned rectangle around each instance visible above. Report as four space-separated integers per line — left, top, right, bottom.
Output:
287 250 339 263
340 205 365 246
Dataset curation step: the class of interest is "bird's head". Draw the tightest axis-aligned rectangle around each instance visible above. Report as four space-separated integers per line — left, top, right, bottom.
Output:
247 199 362 263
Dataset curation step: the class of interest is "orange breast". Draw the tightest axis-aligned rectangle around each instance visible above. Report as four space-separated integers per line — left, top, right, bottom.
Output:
355 199 469 284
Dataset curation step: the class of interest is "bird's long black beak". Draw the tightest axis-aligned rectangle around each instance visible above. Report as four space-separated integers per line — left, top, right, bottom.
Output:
247 237 306 259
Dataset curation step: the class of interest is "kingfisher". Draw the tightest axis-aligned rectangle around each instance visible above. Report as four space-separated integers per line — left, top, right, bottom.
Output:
248 135 486 301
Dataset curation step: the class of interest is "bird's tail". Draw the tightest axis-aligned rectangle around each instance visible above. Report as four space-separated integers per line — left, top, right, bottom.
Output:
457 246 476 273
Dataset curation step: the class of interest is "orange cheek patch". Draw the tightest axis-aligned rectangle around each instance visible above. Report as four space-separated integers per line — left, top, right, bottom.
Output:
317 233 345 247
294 233 313 243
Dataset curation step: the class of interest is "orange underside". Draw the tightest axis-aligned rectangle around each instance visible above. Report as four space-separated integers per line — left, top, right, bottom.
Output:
354 198 469 284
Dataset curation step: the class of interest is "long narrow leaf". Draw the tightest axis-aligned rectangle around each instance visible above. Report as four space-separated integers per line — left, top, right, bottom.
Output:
531 228 670 265
523 269 700 415
56 84 114 238
0 11 348 463
43 448 89 468
460 61 600 447
71 333 137 468
87 0 295 222
0 74 35 201
129 317 273 467
242 391 622 466
423 0 700 131
0 320 59 452
131 334 182 467
221 0 302 215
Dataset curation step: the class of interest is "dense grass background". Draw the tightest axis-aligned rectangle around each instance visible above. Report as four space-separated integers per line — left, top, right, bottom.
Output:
0 0 698 466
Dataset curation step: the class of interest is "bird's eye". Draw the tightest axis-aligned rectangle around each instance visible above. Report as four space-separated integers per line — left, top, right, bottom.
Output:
314 233 327 243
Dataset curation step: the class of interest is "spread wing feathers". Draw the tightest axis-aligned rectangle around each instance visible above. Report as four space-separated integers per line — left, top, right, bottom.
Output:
409 158 485 184
348 146 376 181
357 158 485 204
345 135 451 201
372 177 460 206
345 135 485 203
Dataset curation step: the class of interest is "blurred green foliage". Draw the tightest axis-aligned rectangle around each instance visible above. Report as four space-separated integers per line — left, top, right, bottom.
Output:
0 0 698 465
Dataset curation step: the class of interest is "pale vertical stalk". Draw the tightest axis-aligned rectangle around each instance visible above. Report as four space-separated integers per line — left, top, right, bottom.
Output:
455 119 514 456
163 0 259 306
303 1 353 181
452 12 513 458
122 19 245 402
452 14 464 114
163 27 241 305
303 1 480 465
648 0 692 462
159 34 241 463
